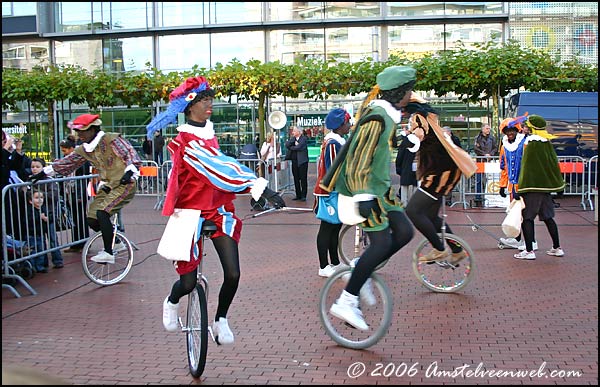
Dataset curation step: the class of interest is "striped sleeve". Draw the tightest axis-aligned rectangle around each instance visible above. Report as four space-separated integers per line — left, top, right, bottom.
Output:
183 139 257 193
112 136 143 169
345 119 385 194
51 152 88 176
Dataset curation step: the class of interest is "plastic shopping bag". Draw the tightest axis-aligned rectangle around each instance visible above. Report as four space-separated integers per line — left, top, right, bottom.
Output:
501 198 525 238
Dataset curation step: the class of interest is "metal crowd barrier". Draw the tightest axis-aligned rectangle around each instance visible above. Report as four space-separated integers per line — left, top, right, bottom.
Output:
452 155 591 210
586 155 597 213
2 175 96 298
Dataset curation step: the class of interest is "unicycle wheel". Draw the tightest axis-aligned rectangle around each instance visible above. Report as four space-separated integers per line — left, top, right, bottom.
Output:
318 267 393 349
412 233 475 293
82 231 133 286
187 284 208 378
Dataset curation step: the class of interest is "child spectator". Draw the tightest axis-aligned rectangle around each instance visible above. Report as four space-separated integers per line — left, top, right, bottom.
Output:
29 157 64 269
24 189 49 273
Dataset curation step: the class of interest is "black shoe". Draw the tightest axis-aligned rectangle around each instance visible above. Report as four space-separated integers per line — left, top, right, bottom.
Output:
299 197 307 202
292 197 301 201
37 268 49 273
53 264 64 269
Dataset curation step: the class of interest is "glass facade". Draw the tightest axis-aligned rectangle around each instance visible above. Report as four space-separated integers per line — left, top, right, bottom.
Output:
2 2 598 160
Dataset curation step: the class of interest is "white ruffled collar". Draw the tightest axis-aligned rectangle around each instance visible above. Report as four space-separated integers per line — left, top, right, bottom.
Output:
177 121 215 140
524 134 548 144
324 131 346 145
501 132 525 152
368 99 402 123
82 131 105 152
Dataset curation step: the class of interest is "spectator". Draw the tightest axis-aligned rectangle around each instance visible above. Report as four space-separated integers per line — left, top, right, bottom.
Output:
395 128 418 207
473 123 498 206
285 126 309 201
142 137 153 160
2 131 30 240
153 130 165 164
28 157 64 269
513 115 565 260
313 107 351 278
259 132 281 178
24 189 49 273
59 135 91 252
443 126 462 148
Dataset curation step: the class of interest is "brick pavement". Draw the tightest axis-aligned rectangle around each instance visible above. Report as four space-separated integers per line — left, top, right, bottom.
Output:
2 186 598 385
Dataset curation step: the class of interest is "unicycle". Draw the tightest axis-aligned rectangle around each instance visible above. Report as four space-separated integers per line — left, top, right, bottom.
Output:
412 197 475 293
82 213 134 286
181 220 217 378
318 263 394 349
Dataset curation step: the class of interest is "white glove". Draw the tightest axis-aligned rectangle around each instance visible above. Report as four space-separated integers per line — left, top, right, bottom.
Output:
406 134 420 153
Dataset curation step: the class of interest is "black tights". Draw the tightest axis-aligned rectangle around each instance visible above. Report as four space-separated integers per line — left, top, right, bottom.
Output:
405 189 461 253
346 211 413 296
522 218 560 251
87 210 115 254
168 235 240 321
317 221 342 269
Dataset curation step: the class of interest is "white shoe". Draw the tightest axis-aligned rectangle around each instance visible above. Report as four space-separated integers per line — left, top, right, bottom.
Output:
500 237 524 249
513 250 536 260
518 241 538 251
113 241 127 253
162 297 179 332
546 247 565 257
330 290 369 331
90 250 115 264
359 278 377 306
318 264 335 278
212 317 234 345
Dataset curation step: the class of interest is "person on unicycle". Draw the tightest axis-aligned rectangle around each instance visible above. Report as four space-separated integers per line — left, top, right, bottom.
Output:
403 94 477 264
321 66 417 331
148 76 285 344
32 113 142 264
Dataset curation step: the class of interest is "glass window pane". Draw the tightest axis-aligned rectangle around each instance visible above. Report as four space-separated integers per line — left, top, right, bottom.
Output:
327 26 378 63
103 37 153 72
55 2 92 32
325 2 380 19
92 2 151 30
267 2 324 21
388 2 445 17
446 23 503 49
4 2 37 16
158 34 210 73
55 40 102 71
443 2 504 15
269 28 325 63
206 2 261 24
388 25 445 57
157 2 203 27
3 42 50 70
210 31 264 67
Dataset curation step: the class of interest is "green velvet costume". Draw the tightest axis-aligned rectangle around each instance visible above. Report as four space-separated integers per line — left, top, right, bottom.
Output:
518 136 565 193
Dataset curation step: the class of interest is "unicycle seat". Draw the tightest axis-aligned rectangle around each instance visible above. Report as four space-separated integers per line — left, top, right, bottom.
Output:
201 221 218 237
